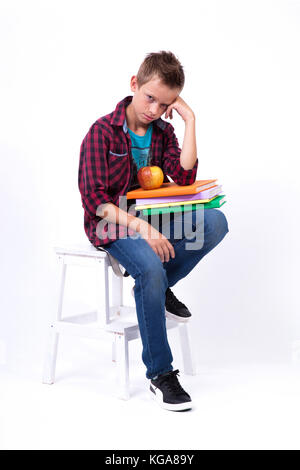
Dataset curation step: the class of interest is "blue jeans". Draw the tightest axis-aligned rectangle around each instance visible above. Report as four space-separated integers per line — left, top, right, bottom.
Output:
103 208 229 379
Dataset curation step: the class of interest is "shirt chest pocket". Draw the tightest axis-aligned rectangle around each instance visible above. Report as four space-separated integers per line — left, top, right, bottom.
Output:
108 144 128 158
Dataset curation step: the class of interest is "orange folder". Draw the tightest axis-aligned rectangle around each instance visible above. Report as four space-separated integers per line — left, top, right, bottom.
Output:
126 179 218 199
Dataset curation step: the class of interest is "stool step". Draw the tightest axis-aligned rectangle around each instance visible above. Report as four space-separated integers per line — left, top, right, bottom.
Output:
52 315 140 340
55 244 107 259
110 305 136 317
59 306 136 325
105 320 140 337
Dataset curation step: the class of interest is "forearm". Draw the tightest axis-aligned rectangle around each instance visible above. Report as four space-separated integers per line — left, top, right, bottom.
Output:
180 117 197 170
96 202 149 234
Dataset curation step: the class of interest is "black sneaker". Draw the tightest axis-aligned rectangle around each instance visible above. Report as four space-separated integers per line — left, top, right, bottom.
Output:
131 286 192 323
165 288 192 323
150 369 192 411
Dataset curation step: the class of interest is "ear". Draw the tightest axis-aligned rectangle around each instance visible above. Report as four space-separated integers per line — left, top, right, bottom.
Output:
130 75 138 92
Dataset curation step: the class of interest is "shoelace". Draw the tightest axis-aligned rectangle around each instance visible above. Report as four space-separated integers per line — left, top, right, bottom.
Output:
166 288 187 309
156 369 186 396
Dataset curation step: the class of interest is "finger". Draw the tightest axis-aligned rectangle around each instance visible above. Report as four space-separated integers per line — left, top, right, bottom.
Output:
165 105 173 119
153 247 162 262
168 242 175 259
161 244 170 263
156 246 165 263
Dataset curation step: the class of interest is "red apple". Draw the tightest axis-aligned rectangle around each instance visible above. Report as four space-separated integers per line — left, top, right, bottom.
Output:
137 166 164 190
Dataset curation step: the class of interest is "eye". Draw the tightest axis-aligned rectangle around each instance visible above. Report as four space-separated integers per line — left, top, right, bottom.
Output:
147 95 153 101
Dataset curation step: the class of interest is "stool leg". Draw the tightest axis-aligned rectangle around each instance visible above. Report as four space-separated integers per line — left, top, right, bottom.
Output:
111 270 123 316
42 256 66 384
114 333 130 400
42 326 59 384
178 323 196 375
96 256 110 326
112 337 116 363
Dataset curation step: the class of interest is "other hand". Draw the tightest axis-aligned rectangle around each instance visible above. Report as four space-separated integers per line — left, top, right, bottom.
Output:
165 96 195 123
139 222 175 263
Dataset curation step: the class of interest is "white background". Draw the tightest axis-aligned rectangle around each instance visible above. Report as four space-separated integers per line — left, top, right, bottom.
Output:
1 0 300 450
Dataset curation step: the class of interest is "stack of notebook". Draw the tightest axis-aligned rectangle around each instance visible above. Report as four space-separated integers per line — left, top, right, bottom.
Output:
126 179 226 216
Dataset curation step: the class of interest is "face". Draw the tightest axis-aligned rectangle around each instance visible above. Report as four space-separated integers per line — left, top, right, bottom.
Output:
130 75 181 125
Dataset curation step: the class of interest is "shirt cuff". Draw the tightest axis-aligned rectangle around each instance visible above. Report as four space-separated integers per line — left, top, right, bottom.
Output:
172 159 198 185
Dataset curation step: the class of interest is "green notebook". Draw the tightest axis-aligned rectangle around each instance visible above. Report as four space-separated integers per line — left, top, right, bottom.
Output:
139 195 226 216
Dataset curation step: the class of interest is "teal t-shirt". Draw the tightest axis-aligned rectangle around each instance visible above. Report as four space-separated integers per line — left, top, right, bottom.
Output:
128 124 153 171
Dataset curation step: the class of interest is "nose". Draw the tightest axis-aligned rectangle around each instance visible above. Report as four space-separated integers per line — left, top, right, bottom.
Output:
149 103 159 116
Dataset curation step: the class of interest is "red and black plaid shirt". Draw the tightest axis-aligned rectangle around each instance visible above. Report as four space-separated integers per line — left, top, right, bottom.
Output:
78 95 198 247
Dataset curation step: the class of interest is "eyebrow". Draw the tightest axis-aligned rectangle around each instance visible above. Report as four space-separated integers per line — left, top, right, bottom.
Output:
145 92 172 106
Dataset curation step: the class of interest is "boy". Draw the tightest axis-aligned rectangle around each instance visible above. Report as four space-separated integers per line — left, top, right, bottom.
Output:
79 51 229 411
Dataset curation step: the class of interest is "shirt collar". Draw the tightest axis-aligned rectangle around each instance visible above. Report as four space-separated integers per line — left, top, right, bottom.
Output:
110 95 166 132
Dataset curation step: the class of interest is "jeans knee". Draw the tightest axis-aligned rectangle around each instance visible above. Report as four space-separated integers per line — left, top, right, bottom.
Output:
216 209 229 237
139 261 168 292
205 208 229 242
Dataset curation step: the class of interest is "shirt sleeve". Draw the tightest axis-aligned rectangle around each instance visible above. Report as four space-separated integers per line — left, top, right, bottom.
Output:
78 123 113 219
161 122 198 186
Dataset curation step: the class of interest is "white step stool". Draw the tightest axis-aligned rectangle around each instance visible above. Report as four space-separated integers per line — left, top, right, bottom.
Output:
43 244 195 400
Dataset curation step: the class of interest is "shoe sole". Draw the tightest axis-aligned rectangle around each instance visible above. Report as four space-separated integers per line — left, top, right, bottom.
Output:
165 310 190 323
132 288 191 323
149 389 193 411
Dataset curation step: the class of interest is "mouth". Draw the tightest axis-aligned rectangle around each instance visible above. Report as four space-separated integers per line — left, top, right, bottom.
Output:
144 114 154 121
